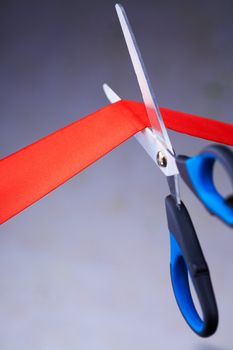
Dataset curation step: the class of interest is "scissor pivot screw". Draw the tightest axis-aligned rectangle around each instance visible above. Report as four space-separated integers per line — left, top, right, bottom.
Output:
157 151 167 167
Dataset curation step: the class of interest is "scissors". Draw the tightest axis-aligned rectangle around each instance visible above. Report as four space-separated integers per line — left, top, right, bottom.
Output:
103 4 233 337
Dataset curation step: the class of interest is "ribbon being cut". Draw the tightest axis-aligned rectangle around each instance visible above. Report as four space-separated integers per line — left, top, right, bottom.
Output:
1 2 233 340
0 100 232 225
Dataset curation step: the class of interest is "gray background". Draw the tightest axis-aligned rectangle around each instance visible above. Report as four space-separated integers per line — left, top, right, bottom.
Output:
1 0 233 349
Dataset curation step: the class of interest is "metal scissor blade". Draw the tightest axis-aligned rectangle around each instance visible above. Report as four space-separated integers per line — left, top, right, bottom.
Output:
115 3 179 177
103 83 121 103
103 83 160 164
103 83 181 202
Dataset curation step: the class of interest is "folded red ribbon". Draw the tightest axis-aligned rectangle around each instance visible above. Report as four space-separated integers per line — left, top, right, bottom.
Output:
1 100 232 224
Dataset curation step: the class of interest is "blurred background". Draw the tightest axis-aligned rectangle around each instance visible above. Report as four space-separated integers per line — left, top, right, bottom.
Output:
0 0 233 349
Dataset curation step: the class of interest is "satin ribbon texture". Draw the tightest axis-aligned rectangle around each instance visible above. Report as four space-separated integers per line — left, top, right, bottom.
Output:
1 100 233 224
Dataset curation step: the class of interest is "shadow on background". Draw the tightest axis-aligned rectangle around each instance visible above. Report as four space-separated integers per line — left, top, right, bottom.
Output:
195 344 231 350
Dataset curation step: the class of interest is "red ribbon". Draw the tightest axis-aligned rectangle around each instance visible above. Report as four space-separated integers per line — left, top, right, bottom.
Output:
1 100 232 224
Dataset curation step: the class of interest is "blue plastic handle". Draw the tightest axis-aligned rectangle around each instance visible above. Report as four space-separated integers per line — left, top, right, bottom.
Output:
170 233 204 333
166 195 218 337
176 144 233 226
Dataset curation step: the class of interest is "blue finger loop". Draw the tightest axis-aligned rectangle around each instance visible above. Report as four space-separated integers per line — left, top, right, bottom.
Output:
186 153 233 225
170 233 204 333
166 195 218 337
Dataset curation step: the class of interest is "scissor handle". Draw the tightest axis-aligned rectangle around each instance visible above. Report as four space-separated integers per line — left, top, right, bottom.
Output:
176 144 233 226
165 195 218 337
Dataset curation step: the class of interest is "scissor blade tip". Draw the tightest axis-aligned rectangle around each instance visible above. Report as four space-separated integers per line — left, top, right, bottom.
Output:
102 83 110 92
102 84 121 103
115 3 123 11
102 83 112 99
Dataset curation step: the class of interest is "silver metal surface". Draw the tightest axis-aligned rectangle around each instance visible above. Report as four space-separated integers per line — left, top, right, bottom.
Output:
167 175 181 207
103 84 177 177
115 5 177 164
103 83 121 103
115 4 180 202
103 84 159 166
